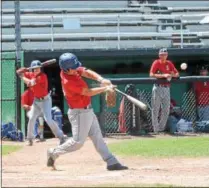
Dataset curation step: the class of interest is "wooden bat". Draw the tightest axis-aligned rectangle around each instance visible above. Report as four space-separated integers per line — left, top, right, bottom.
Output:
27 59 56 71
115 88 147 111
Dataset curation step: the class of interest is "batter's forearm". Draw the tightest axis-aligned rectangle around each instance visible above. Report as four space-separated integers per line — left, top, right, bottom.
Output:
81 69 104 82
82 87 107 96
22 77 31 86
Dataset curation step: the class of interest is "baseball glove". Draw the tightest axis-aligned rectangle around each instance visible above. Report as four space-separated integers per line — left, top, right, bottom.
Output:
105 88 117 108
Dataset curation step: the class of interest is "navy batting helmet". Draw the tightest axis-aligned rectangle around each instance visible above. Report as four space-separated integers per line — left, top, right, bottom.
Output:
30 60 42 69
59 53 82 72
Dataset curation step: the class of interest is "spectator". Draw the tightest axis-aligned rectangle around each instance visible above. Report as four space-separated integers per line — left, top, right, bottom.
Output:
149 48 179 134
193 66 209 121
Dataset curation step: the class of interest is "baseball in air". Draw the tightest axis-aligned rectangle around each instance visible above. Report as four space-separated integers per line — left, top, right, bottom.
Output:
180 63 187 70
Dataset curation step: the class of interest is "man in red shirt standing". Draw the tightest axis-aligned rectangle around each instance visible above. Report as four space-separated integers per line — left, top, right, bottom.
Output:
149 48 179 133
194 66 209 121
16 60 66 146
47 53 128 171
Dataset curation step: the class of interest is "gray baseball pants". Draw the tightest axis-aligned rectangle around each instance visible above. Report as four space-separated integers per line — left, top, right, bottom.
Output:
151 85 170 132
27 94 64 140
52 108 119 166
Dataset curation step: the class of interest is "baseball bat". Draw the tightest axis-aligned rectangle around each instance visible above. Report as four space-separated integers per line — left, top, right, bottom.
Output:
27 59 56 71
115 88 147 111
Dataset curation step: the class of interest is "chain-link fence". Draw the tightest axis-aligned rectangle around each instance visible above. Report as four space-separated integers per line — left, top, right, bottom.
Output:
100 79 209 136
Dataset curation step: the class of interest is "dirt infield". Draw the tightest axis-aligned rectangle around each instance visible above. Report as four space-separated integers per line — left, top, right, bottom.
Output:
2 137 209 187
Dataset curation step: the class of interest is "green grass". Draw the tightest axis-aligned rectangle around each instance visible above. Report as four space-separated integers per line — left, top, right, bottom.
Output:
2 145 22 156
109 136 209 157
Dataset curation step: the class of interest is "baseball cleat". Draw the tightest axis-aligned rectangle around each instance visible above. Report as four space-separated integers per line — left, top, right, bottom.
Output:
47 148 55 168
28 139 33 146
107 163 128 171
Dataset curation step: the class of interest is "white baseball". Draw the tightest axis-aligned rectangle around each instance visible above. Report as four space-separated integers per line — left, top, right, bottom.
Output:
180 63 187 70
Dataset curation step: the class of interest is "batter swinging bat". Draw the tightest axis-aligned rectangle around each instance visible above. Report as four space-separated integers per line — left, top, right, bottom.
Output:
115 88 147 111
27 59 56 70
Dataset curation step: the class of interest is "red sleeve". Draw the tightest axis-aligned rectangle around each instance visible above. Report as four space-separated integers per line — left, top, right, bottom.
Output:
24 72 32 79
21 91 28 106
169 61 178 74
150 60 158 74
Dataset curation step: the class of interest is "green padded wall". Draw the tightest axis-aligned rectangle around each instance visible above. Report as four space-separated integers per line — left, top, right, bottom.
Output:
1 52 25 134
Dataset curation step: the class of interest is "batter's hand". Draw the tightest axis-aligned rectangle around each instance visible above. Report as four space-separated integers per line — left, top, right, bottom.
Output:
163 74 172 79
16 67 28 75
105 84 117 92
101 79 112 86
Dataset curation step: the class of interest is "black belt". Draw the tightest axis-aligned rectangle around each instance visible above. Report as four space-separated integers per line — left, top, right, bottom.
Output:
70 105 92 109
35 94 49 101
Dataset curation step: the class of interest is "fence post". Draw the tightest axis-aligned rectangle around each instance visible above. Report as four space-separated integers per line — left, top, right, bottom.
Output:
14 0 22 131
180 15 183 49
117 15 120 50
51 15 54 51
99 95 106 137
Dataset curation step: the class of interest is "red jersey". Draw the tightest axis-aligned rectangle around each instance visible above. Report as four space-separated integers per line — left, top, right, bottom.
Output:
21 88 34 106
24 72 48 98
150 59 178 86
194 81 209 106
60 67 91 108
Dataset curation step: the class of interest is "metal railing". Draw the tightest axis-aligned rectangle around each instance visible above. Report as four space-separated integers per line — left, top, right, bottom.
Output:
2 13 209 51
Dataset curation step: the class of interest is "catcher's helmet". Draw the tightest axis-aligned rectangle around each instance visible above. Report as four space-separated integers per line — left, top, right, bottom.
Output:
30 60 42 69
59 53 82 72
159 48 168 55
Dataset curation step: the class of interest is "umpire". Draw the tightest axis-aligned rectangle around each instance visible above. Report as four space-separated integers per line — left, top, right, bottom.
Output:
149 48 179 133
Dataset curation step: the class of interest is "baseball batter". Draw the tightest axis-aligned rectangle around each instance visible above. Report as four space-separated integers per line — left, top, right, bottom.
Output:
21 88 63 141
16 60 66 146
21 88 45 141
150 48 179 133
47 53 128 171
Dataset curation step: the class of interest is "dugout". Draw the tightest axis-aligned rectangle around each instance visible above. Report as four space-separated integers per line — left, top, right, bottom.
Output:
23 48 209 137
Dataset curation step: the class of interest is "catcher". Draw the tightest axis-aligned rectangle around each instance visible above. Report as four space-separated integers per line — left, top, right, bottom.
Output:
47 52 128 171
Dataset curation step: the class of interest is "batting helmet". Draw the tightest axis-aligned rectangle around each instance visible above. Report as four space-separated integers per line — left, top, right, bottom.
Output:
159 48 168 55
30 60 42 69
59 53 82 72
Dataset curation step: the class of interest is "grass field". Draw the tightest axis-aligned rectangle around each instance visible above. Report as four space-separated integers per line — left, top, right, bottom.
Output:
109 136 209 157
2 145 22 156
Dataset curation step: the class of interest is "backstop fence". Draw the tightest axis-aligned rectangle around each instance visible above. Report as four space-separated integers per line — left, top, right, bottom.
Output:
100 76 209 136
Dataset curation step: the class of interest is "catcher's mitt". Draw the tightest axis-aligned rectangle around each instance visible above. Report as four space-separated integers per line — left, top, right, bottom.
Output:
105 89 117 108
